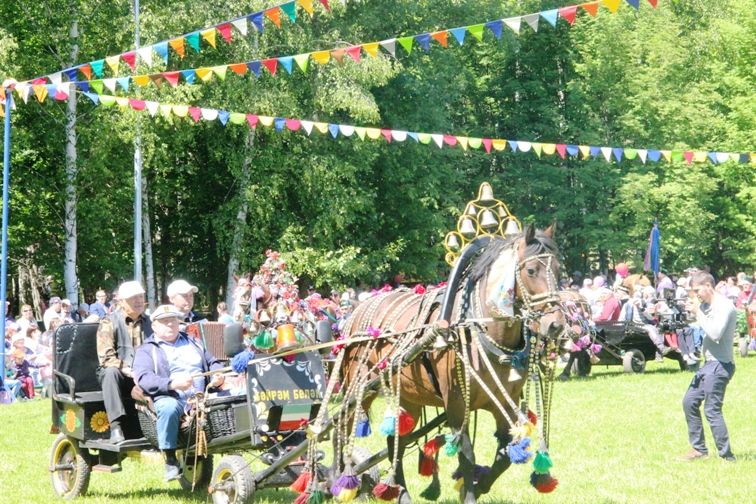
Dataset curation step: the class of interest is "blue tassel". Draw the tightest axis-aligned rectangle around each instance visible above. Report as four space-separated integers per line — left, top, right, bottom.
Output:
506 437 532 464
231 350 254 373
356 418 371 437
444 434 459 456
379 416 396 436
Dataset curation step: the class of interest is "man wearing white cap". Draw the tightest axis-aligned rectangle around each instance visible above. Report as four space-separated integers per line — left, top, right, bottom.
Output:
133 304 224 481
96 280 153 444
167 279 203 325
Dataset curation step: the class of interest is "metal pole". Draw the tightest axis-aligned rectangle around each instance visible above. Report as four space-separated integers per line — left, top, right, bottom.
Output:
1 92 11 384
132 0 143 283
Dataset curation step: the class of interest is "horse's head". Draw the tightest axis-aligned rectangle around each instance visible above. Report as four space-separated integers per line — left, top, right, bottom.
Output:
515 224 564 339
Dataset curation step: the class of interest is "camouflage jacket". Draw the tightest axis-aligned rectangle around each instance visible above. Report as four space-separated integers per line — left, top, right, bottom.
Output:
96 310 153 370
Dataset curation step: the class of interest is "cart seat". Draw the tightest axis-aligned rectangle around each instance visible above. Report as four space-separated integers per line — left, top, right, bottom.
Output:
54 323 102 398
55 390 105 404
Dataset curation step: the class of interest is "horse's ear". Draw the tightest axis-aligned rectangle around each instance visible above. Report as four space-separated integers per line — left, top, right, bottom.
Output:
543 222 557 239
524 223 536 244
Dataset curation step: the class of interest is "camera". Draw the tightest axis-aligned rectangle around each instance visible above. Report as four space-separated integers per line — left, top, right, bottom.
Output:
657 288 689 331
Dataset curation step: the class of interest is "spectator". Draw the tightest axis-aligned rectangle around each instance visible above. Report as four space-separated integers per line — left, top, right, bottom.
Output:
735 279 752 309
656 271 675 296
43 297 63 331
216 302 234 325
17 304 38 334
594 288 621 321
90 289 110 319
60 299 76 324
167 280 203 325
10 348 36 400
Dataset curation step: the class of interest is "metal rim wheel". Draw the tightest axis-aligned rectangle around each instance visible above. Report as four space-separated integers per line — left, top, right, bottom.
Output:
210 455 255 504
180 454 214 491
50 433 91 499
623 349 646 373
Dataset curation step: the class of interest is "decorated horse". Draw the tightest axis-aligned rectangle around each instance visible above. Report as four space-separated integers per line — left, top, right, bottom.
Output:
291 184 566 504
622 273 652 296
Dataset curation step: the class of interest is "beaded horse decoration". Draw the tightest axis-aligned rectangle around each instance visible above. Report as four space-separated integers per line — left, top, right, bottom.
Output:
292 183 565 504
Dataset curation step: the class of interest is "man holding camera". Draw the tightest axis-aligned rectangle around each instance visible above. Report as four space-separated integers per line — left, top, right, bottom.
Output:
680 271 736 462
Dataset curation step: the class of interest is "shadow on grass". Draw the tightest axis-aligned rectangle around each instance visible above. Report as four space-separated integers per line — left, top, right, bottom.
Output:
86 488 207 501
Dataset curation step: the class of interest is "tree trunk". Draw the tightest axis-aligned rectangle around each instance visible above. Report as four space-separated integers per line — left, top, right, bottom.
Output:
142 173 156 310
63 18 79 307
225 130 255 308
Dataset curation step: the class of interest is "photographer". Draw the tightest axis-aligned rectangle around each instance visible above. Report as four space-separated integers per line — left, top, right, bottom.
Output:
680 272 736 462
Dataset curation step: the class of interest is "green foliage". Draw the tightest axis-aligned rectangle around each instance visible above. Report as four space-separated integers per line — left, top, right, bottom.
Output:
0 0 753 303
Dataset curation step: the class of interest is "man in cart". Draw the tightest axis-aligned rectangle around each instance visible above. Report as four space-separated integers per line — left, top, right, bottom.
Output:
133 305 225 482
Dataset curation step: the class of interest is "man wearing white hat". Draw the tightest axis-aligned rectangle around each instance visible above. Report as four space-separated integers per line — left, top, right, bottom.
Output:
133 304 224 481
96 280 153 444
167 279 203 325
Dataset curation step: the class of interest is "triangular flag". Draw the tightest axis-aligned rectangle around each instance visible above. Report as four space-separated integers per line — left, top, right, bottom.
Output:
49 72 62 85
637 149 648 163
671 150 684 162
173 105 189 118
661 150 672 162
200 29 216 49
137 47 153 66
467 24 485 41
217 111 230 126
247 61 261 77
504 17 521 34
294 53 310 73
153 42 169 63
331 48 345 64
431 134 444 148
53 84 69 101
196 67 213 82
518 141 532 152
105 55 120 75
418 133 432 144
683 151 693 164
298 0 314 16
159 104 172 117
115 96 130 110
249 12 264 33
556 144 567 158
468 137 482 149
281 2 297 23
129 98 145 111
534 143 545 157
186 32 201 52
707 152 717 164
485 20 503 39
362 42 380 57
201 108 218 121
312 51 330 64
229 63 248 76
32 84 48 103
286 119 302 131
246 114 259 128
103 78 117 93
339 124 355 136
381 129 392 143
398 36 414 54
590 146 601 158
319 0 330 11
693 151 707 163
624 148 637 159
566 145 579 156
715 152 729 164
99 95 116 107
581 2 600 17
278 57 294 74
313 122 328 134
508 140 518 152
229 112 246 125
647 0 658 7
217 23 233 43
415 33 431 52
450 27 467 45
457 137 469 150
89 80 104 95
483 139 493 153
90 60 105 78
522 13 540 32
169 38 185 58
559 6 578 25
600 147 612 162
262 58 278 75
626 0 640 9
392 130 407 142
133 75 150 87
540 10 558 27
492 140 507 151
116 77 130 91
578 145 591 158
188 107 202 123
181 69 196 84
122 51 136 71
354 127 366 140
211 65 228 80
162 71 180 87
379 39 397 56
231 18 248 36
83 92 99 105
613 147 624 162
366 128 381 140
602 0 622 13
79 64 92 80
301 120 314 135
431 31 449 47
647 150 662 162
346 46 362 62
265 8 282 28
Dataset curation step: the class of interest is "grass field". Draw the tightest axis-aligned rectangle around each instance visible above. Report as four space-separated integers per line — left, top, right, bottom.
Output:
1 355 753 504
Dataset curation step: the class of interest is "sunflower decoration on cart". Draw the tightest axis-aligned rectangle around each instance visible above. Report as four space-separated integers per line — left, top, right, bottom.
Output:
90 411 110 434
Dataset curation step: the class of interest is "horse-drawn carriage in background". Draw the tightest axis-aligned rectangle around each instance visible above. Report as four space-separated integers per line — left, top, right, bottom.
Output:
49 183 568 503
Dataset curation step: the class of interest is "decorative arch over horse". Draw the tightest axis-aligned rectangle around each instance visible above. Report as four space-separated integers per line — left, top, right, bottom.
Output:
296 184 566 504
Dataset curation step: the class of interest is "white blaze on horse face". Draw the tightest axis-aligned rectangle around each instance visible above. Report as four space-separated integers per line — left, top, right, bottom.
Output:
485 247 518 319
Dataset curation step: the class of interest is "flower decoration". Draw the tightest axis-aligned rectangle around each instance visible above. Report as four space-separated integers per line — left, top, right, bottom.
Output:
90 411 110 433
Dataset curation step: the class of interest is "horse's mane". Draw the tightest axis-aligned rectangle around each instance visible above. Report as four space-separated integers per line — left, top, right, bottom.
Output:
468 230 558 284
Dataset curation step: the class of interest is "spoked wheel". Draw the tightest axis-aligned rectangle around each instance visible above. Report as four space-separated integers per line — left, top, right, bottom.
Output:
179 454 213 491
50 433 91 499
622 349 646 373
210 455 255 504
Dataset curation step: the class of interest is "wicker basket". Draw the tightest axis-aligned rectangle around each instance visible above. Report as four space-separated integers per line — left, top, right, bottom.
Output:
136 404 196 447
204 395 246 440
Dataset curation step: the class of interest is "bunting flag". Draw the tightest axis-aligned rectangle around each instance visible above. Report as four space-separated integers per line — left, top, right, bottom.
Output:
18 0 331 85
24 89 752 166
24 1 660 98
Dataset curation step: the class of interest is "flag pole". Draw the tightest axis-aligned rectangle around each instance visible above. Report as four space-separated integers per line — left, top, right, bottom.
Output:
1 87 12 384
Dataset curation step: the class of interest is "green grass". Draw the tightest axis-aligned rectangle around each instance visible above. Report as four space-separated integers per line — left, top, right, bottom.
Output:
2 355 754 503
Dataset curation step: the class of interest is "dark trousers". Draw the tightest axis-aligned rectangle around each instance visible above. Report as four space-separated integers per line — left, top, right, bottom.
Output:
682 360 735 457
98 367 135 423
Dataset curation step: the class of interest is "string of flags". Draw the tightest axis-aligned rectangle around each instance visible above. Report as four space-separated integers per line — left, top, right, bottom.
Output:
8 0 657 96
18 0 331 87
14 89 750 166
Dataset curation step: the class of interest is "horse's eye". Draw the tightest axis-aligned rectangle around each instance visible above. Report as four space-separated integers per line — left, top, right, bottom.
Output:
526 267 537 277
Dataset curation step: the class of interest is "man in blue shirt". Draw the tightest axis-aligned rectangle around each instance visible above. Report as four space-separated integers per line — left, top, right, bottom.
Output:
133 305 225 481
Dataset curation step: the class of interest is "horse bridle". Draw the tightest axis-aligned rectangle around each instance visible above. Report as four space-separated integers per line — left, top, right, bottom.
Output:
515 252 562 320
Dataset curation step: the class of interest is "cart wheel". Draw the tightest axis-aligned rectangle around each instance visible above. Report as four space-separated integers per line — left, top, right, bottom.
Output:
739 337 748 358
210 455 254 504
351 446 380 498
622 349 646 373
180 455 213 491
50 433 91 499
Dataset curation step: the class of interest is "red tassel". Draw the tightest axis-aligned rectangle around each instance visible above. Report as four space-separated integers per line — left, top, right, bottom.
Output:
418 454 437 477
372 482 401 501
535 476 559 493
294 492 310 504
398 409 416 436
422 434 446 458
290 471 311 493
527 409 538 426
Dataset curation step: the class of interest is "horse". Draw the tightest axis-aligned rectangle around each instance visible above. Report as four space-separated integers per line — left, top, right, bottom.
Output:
338 224 565 504
622 273 651 296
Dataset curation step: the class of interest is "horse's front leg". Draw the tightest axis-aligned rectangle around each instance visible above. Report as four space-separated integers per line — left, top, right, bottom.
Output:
456 428 478 504
475 427 512 495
